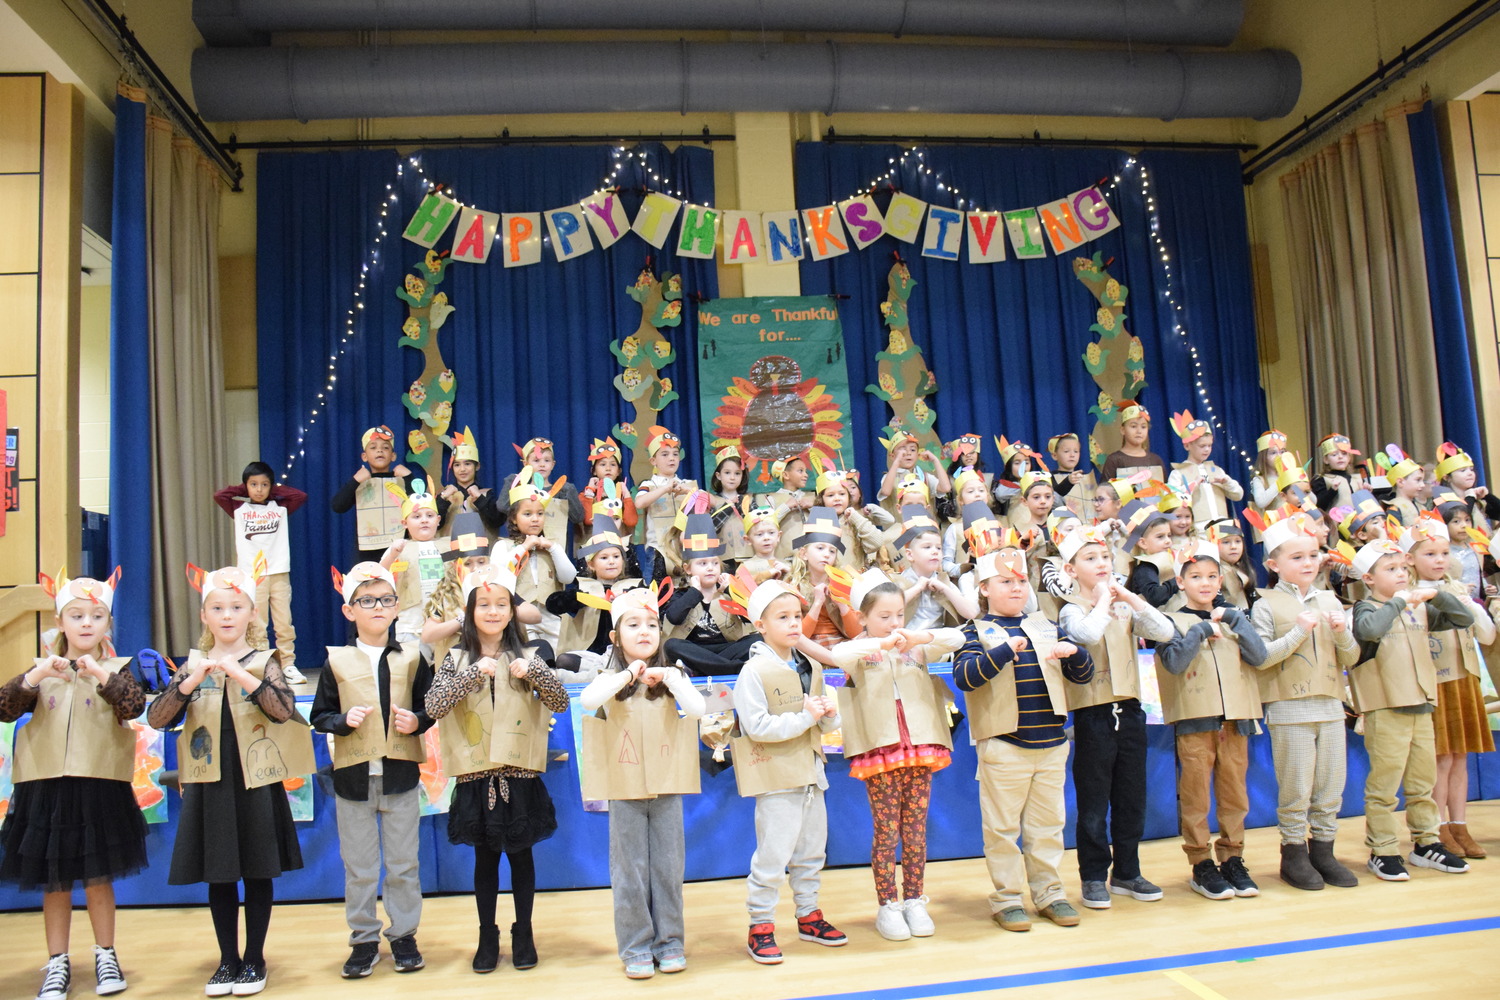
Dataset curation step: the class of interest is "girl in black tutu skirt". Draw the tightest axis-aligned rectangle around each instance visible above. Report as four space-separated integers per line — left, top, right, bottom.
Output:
0 571 146 1000
425 564 566 973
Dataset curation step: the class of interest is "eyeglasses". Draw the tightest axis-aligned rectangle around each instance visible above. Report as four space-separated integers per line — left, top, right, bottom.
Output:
351 595 399 609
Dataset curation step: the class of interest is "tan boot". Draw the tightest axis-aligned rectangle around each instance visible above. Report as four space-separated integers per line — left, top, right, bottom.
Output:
1438 823 1465 857
1451 822 1487 859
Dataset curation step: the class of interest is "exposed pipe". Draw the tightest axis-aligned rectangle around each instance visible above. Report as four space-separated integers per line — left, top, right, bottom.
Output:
192 0 1246 48
192 41 1300 123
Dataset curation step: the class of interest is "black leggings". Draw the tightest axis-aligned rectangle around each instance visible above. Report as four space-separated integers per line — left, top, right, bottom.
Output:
473 846 536 929
207 878 273 966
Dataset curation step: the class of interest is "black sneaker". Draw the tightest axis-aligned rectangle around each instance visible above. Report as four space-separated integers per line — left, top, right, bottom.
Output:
1189 859 1235 899
1219 857 1260 897
391 935 425 973
205 961 239 997
1409 841 1470 874
37 954 69 1000
341 942 379 979
231 960 266 996
1368 854 1410 881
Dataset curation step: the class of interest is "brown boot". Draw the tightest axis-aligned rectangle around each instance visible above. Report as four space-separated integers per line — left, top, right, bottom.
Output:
1279 842 1324 890
1438 823 1465 857
1308 839 1359 887
1451 822 1487 859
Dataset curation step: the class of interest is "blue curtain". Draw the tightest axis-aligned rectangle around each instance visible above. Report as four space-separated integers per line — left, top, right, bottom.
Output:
1408 104 1486 481
794 144 1267 490
258 144 717 657
108 90 152 651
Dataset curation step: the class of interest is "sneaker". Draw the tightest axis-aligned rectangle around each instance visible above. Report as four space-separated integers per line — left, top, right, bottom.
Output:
1368 854 1410 881
37 954 69 1000
93 945 126 996
1038 900 1081 927
390 935 424 973
875 900 912 941
341 942 380 979
1220 857 1260 897
656 954 686 974
992 907 1031 932
1409 841 1470 874
624 960 655 980
205 961 239 997
902 896 935 937
281 664 308 685
1079 880 1112 909
1190 860 1235 900
1108 875 1164 901
230 961 266 996
796 910 848 946
747 924 783 965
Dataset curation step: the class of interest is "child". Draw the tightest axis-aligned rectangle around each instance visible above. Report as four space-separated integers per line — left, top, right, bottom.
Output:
1048 432 1096 523
331 425 437 562
1436 442 1499 535
501 437 584 553
944 433 988 490
1100 404 1166 482
709 446 750 560
214 461 308 683
955 504 1008 606
1206 520 1255 610
990 438 1043 513
1007 472 1056 538
877 428 950 519
1035 510 1085 614
1404 506 1496 861
580 436 638 548
425 564 566 973
1122 498 1179 609
147 565 312 996
1432 489 1489 600
792 509 862 648
896 506 979 628
955 543 1093 931
1153 543 1270 900
1247 508 1362 891
829 571 965 941
1167 412 1243 530
1161 491 1197 559
812 462 884 570
551 517 640 673
1 571 144 1000
941 470 992 580
579 585 707 979
1056 526 1174 909
739 505 790 581
418 510 522 667
1247 429 1289 524
311 563 435 978
1380 445 1426 526
380 479 448 651
727 578 847 963
1312 434 1363 514
767 456 815 561
439 427 504 540
634 426 698 582
662 506 757 675
1349 528 1473 880
493 475 578 648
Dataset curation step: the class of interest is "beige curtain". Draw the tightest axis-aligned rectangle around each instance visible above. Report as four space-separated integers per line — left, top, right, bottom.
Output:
1280 101 1443 461
144 115 230 649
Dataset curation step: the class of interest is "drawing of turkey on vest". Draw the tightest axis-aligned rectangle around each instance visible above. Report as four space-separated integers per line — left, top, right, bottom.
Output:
178 649 315 790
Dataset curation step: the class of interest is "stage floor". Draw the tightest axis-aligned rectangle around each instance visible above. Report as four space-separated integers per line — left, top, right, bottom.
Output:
2 802 1497 999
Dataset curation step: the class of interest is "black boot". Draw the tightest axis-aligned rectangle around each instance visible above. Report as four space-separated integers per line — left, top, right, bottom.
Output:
1308 839 1359 887
473 924 501 973
1279 842 1324 890
510 923 537 970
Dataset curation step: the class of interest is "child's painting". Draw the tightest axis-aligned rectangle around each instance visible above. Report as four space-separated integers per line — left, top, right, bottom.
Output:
284 703 315 821
129 721 168 823
0 721 13 822
354 478 406 550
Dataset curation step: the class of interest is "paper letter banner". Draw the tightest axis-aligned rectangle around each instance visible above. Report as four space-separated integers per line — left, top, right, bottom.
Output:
676 204 720 259
581 192 629 248
884 193 928 244
1004 208 1047 260
966 211 1006 263
502 213 542 268
403 192 460 248
803 206 850 261
695 297 852 493
632 192 683 249
922 207 964 261
545 204 594 262
450 205 500 264
722 211 762 264
1072 186 1122 240
762 211 805 264
1038 192 1090 254
839 196 886 249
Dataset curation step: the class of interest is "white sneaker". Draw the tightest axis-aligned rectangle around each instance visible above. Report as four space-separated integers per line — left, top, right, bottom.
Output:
902 896 935 937
281 664 308 685
875 901 911 941
37 954 69 1000
93 944 126 996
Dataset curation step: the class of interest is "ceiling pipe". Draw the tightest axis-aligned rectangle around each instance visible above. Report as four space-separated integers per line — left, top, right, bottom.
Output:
192 41 1299 123
192 0 1247 48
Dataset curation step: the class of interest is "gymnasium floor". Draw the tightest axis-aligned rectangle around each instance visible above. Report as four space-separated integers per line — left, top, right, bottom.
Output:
2 802 1497 999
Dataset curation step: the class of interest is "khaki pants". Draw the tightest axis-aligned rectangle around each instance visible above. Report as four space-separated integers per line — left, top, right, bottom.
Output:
1363 708 1440 854
976 738 1068 912
254 571 295 662
1176 724 1249 864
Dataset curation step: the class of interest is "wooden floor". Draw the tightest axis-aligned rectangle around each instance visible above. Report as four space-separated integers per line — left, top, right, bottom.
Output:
4 804 1499 999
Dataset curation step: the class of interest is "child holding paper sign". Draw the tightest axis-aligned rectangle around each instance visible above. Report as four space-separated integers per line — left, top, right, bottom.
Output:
331 425 441 563
311 562 435 979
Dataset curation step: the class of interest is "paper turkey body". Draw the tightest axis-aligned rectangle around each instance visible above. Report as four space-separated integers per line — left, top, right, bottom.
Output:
737 356 817 460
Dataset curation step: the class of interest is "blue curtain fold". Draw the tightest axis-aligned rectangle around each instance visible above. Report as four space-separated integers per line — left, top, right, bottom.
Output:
794 144 1267 491
108 90 152 651
1408 103 1486 481
257 144 717 657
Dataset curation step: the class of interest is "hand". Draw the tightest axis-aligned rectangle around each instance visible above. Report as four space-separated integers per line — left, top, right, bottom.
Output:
393 464 411 477
27 655 73 687
1210 607 1226 622
1069 471 1084 484
345 705 373 729
1327 609 1347 632
509 657 531 679
818 696 836 715
1049 641 1078 660
474 656 498 678
628 659 649 681
533 537 553 552
919 449 938 465
642 666 667 687
1410 588 1439 605
1006 635 1030 654
1473 486 1490 500
1205 622 1223 640
584 477 601 499
812 583 828 607
392 707 419 735
769 561 789 580
1295 610 1320 632
715 572 732 593
889 629 916 653
803 694 827 720
440 484 461 502
839 507 853 524
353 466 371 483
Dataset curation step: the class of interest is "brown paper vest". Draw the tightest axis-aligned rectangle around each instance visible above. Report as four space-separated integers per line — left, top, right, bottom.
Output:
731 660 824 797
580 689 700 801
12 657 135 784
178 650 316 790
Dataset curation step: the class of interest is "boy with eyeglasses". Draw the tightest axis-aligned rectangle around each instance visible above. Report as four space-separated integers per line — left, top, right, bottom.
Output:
311 562 436 979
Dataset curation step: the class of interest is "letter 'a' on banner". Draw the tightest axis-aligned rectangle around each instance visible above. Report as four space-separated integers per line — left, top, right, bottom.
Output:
450 205 500 264
545 204 595 262
632 192 683 249
502 212 542 267
722 211 762 265
403 191 460 248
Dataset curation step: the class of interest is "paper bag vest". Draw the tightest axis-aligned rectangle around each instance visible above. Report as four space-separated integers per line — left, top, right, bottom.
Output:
731 658 826 797
557 577 642 656
437 649 553 777
326 643 426 770
1348 602 1438 713
1254 589 1346 704
837 645 953 758
13 657 135 784
494 538 561 605
178 650 315 790
664 600 750 644
767 488 808 560
1062 594 1142 710
903 572 961 628
962 615 1068 742
1172 461 1233 524
1432 581 1485 684
1160 613 1263 723
580 674 701 800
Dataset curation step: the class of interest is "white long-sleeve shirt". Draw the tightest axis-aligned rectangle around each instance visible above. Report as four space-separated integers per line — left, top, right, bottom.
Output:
579 663 706 717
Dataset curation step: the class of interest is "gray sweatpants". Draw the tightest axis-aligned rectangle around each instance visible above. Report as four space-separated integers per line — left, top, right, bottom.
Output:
1269 720 1347 843
608 795 686 964
746 785 827 924
335 778 423 945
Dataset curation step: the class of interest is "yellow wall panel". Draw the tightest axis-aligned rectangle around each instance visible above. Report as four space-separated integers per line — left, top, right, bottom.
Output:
0 481 39 587
0 176 41 275
0 75 43 174
0 276 39 377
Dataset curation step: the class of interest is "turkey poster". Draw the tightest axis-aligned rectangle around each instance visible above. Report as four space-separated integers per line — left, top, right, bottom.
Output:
695 297 853 493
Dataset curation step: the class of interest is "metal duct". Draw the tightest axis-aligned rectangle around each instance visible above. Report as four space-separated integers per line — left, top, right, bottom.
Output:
192 0 1246 48
191 41 1299 122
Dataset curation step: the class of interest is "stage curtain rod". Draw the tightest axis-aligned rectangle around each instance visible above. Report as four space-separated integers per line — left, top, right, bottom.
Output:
821 128 1255 152
228 129 734 152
